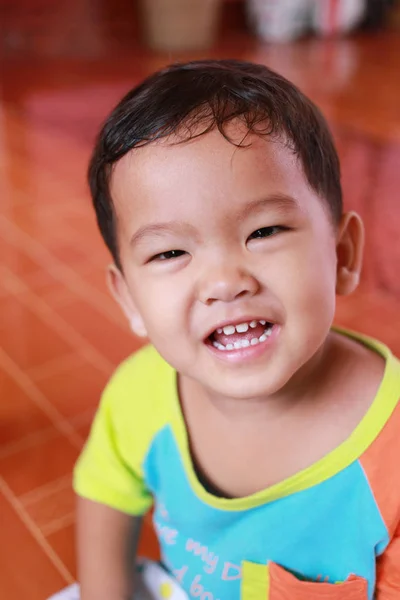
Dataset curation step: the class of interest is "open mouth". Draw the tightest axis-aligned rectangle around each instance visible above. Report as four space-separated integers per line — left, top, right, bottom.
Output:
207 319 275 351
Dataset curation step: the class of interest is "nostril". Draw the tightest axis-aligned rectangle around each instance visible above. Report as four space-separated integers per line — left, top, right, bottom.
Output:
235 289 250 300
203 296 218 307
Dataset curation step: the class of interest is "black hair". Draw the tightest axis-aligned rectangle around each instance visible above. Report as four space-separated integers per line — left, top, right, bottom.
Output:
88 59 342 269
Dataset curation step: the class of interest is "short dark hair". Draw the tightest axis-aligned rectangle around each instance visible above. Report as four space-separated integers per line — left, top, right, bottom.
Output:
88 59 342 269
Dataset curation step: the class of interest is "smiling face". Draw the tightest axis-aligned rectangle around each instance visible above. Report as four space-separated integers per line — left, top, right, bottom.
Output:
109 122 362 400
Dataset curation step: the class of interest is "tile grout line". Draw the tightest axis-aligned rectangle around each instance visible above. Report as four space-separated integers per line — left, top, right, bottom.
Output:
0 214 128 329
0 476 75 585
26 353 86 382
42 512 76 537
0 407 95 461
68 408 97 428
0 267 115 376
20 474 73 507
0 346 84 451
0 427 60 461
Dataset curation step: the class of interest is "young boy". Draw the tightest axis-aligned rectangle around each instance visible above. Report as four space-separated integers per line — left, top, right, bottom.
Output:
73 60 400 600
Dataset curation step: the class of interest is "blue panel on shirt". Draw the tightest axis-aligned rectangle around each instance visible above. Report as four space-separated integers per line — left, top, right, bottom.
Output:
143 424 389 600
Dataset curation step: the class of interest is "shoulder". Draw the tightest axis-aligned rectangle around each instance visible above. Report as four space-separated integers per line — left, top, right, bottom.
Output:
73 344 172 514
358 342 400 539
105 344 174 405
333 329 400 534
101 344 176 444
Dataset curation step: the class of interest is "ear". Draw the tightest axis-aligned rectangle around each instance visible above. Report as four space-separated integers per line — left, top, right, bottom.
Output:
107 265 148 338
336 211 364 296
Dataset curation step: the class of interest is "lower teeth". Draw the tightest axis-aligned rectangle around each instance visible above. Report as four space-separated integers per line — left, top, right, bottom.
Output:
212 326 273 351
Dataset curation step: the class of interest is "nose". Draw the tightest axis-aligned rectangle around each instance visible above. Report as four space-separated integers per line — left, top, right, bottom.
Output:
197 260 260 305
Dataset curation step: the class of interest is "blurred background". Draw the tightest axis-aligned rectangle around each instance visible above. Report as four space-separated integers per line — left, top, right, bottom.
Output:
0 1 399 598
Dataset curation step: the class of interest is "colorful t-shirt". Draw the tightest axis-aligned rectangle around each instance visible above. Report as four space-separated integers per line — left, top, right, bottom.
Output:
73 330 400 600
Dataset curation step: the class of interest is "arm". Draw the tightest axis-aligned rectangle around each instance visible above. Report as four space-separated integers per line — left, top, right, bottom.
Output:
77 497 142 600
375 527 400 599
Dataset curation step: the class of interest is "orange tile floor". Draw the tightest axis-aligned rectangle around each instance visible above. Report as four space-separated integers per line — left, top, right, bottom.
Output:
1 30 400 599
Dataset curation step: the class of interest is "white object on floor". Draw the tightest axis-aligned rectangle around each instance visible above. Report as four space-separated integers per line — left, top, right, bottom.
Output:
247 0 312 43
312 0 366 36
47 583 80 600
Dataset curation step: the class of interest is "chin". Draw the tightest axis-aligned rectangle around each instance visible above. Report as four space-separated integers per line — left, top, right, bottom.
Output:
210 374 293 401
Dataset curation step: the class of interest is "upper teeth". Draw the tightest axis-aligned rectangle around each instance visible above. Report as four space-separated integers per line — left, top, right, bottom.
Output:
212 326 273 351
221 320 268 336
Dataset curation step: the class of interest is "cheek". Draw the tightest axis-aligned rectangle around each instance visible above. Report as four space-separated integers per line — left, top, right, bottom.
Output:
130 276 198 372
271 236 337 317
131 274 189 336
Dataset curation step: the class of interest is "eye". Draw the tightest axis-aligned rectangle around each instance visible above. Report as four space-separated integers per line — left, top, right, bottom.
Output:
248 226 285 240
151 250 186 262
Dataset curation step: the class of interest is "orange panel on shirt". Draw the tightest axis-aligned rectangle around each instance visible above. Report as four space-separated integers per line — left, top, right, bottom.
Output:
359 401 400 539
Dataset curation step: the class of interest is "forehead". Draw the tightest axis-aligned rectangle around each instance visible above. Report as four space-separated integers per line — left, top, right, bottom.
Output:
110 123 324 230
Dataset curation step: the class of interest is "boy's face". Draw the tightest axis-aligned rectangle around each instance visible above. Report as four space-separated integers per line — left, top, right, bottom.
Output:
110 123 362 400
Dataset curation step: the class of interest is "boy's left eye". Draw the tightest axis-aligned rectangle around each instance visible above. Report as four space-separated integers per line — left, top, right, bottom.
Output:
150 249 186 262
248 226 285 240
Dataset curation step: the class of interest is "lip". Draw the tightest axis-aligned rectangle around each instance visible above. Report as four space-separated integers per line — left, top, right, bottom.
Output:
206 324 280 364
203 315 277 341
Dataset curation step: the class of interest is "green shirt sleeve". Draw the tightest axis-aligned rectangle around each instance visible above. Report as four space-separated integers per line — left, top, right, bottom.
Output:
73 355 154 516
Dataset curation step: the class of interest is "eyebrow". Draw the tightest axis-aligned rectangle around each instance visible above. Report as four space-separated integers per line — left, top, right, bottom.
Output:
130 221 199 248
130 193 300 248
238 194 300 220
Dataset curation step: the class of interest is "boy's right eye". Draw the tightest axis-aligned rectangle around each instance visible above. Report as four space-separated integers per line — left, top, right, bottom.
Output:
150 250 186 262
